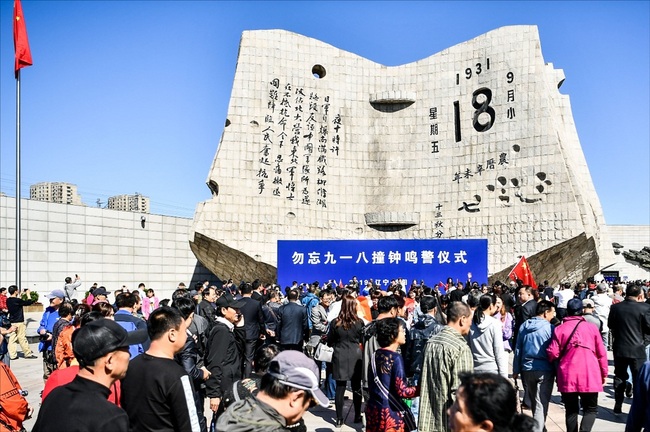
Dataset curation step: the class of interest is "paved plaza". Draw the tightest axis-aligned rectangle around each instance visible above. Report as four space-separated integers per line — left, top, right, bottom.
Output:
12 311 630 431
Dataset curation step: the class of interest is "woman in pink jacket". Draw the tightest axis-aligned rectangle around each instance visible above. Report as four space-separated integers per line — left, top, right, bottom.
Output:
547 298 607 432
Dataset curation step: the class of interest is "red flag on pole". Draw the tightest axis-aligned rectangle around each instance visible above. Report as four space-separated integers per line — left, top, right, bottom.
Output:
14 0 33 77
508 256 537 288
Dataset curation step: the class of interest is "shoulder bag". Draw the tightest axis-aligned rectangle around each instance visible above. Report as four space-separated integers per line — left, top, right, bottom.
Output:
371 351 418 432
314 342 334 363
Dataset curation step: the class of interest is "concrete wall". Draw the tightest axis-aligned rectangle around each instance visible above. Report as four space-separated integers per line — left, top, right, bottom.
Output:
0 195 213 301
599 225 650 281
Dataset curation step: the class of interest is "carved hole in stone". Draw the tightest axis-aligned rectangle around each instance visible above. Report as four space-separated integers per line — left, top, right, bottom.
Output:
250 120 259 127
511 178 519 187
254 254 261 260
487 185 495 192
501 189 506 194
355 227 363 234
536 172 547 181
370 101 415 113
544 180 552 185
312 64 326 79
286 212 296 220
512 144 521 152
499 196 510 202
497 176 507 185
536 185 545 193
207 180 219 197
557 78 565 89
225 119 231 127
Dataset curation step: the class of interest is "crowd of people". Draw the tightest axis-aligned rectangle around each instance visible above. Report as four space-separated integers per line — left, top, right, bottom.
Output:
0 274 649 432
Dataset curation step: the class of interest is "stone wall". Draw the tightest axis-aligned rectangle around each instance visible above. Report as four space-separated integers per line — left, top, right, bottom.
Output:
191 26 615 284
0 196 213 301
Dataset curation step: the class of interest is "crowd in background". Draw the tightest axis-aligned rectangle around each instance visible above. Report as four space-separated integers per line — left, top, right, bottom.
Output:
0 274 649 432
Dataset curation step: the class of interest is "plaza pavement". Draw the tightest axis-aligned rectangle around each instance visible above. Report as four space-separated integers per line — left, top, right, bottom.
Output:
12 311 631 431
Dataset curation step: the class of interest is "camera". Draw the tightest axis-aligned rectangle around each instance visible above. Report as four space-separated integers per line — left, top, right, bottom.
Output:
0 314 11 330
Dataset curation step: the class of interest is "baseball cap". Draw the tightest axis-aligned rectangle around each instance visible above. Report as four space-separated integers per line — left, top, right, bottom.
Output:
596 283 608 293
215 292 245 309
582 298 595 308
72 318 147 367
46 289 66 300
267 350 328 407
567 298 583 315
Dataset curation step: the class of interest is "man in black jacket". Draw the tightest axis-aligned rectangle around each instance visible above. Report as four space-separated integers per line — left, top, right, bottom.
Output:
33 318 146 432
6 285 36 360
276 289 309 351
239 283 266 377
204 292 246 423
608 283 650 413
197 286 218 328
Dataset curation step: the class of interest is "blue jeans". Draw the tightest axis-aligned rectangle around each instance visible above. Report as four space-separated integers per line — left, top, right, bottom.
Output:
317 360 335 399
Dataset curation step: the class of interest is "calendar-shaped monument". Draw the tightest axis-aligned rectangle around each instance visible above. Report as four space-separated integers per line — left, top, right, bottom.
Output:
190 26 613 285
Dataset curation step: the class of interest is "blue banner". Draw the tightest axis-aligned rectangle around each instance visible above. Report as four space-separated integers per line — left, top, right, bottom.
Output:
277 239 488 290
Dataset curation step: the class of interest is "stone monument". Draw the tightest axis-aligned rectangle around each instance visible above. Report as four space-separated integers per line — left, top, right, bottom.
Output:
190 25 614 286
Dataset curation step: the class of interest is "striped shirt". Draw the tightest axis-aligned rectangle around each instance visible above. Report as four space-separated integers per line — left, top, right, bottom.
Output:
418 326 474 432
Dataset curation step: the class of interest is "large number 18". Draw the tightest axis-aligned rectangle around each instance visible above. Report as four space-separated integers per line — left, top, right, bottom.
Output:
454 87 495 142
471 87 495 132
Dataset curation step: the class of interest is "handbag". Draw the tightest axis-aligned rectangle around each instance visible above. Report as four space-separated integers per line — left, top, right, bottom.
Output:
371 352 418 432
314 343 334 363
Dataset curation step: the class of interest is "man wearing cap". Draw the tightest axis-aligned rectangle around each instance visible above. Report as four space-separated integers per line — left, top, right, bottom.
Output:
121 306 201 432
581 298 603 332
32 318 146 432
217 350 328 431
513 300 556 432
91 286 110 305
204 292 246 422
38 289 66 380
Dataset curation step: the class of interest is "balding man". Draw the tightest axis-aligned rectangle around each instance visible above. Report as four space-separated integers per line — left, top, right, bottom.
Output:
418 301 474 432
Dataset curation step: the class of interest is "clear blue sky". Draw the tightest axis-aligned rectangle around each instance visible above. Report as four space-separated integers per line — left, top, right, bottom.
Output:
1 1 648 225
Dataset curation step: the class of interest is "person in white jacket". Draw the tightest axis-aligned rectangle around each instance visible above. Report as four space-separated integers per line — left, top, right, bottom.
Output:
468 293 508 377
591 282 612 349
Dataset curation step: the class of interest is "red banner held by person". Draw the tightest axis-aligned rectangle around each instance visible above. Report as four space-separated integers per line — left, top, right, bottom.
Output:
508 256 537 288
14 0 33 77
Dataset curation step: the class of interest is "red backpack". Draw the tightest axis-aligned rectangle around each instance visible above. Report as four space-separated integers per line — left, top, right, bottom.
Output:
0 363 29 432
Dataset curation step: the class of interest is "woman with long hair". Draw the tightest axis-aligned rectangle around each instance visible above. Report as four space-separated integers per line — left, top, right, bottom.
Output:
327 295 364 427
492 295 514 354
447 372 536 432
468 294 508 377
366 318 418 432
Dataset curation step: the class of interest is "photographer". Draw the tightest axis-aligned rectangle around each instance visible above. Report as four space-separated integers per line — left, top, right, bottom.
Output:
6 285 37 360
38 290 65 380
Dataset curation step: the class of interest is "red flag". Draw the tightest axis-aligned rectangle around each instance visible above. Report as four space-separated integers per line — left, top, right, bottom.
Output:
14 0 33 77
338 279 343 288
508 256 537 288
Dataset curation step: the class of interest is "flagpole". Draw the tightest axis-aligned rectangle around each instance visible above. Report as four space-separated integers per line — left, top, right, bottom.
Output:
16 69 22 289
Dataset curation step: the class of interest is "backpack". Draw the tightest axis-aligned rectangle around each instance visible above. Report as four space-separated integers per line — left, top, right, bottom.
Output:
0 363 29 432
302 295 319 329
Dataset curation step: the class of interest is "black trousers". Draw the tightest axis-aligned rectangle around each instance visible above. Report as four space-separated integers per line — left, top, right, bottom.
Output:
243 339 259 378
562 392 598 432
613 356 645 404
